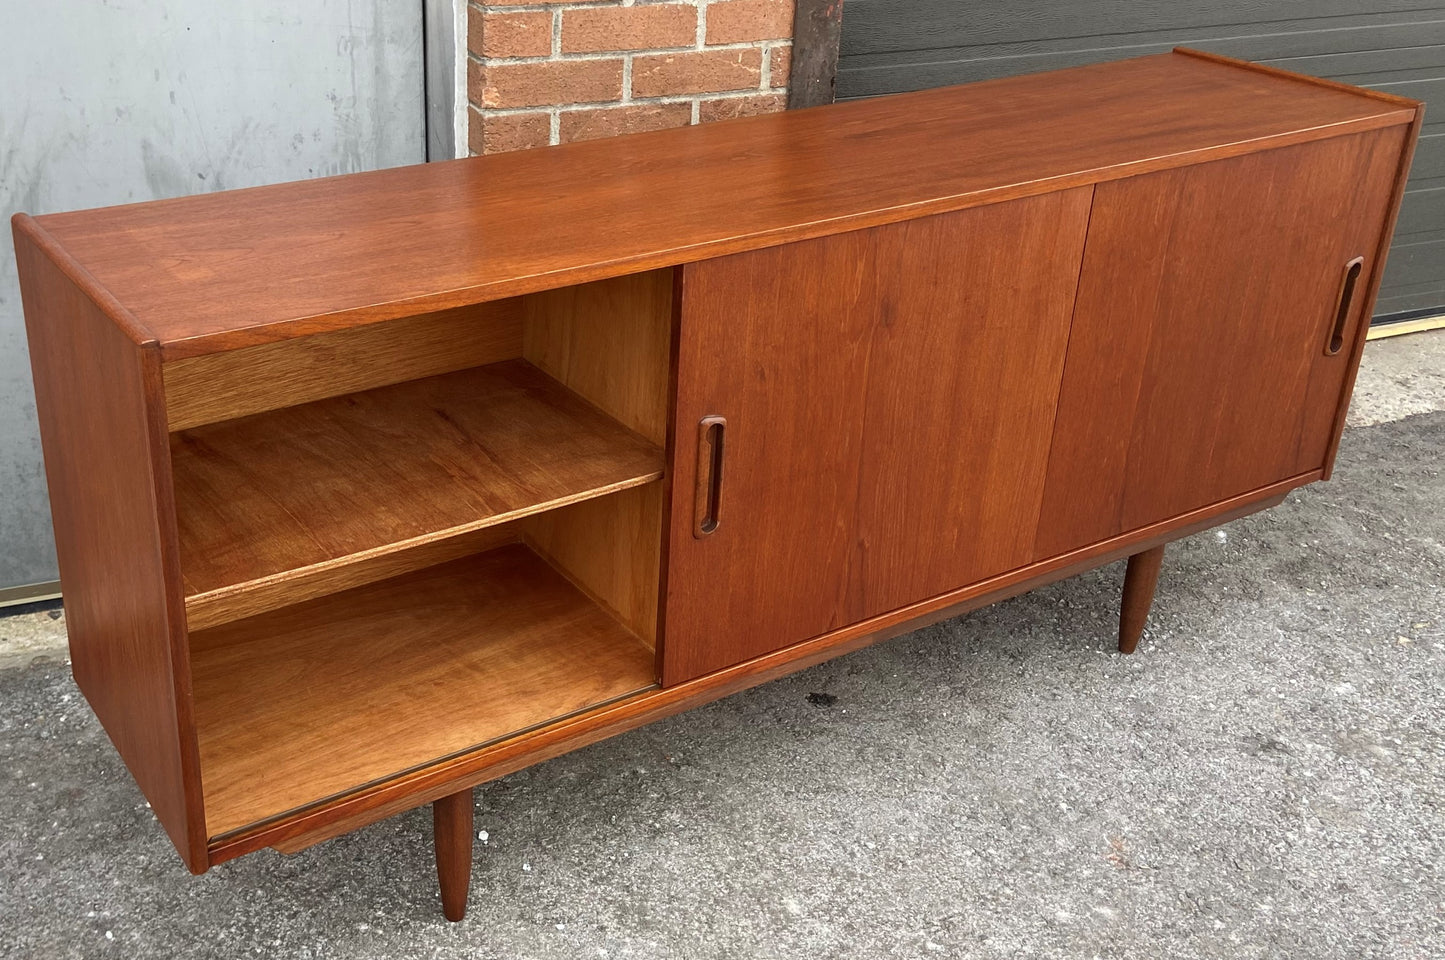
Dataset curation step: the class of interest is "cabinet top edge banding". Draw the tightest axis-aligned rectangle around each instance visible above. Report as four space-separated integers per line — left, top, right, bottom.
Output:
22 50 1420 359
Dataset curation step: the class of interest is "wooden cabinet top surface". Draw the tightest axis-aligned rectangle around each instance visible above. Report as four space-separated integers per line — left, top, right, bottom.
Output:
15 49 1417 359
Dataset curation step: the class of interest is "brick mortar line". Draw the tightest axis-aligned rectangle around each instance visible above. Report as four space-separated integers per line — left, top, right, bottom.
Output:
470 40 788 66
472 1 696 10
473 1 728 14
468 0 791 147
472 87 788 117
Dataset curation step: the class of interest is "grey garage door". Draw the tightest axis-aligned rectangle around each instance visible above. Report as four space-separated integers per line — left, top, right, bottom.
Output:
837 1 1445 323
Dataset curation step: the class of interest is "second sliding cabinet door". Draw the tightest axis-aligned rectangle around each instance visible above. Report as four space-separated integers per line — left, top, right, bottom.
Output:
1034 128 1409 559
661 189 1093 685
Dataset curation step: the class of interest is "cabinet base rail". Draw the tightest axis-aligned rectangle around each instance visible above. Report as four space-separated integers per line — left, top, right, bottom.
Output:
204 473 1301 883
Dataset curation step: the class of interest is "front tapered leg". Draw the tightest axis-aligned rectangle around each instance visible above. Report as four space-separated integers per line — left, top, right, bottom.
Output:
1118 545 1165 654
433 788 474 921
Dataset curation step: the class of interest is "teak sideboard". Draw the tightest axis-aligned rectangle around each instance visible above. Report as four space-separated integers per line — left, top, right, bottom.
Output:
13 50 1420 920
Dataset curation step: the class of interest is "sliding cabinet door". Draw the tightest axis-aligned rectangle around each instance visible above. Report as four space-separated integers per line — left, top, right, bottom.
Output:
1035 128 1408 560
661 189 1093 685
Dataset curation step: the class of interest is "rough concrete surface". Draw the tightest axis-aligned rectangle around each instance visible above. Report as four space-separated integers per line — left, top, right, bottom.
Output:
0 607 66 672
1 334 1442 959
1347 328 1445 427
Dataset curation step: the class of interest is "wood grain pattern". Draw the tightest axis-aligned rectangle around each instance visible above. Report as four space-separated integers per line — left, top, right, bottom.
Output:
1320 105 1426 480
11 216 207 872
519 269 674 650
661 189 1092 685
15 51 1420 886
220 471 1310 864
1171 47 1422 109
191 544 656 838
524 482 665 651
171 359 664 618
30 52 1413 358
164 299 523 431
184 524 519 632
1035 128 1407 559
523 269 674 446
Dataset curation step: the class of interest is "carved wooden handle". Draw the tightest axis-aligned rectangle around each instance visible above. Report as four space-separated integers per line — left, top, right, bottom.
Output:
694 415 726 538
1326 256 1364 356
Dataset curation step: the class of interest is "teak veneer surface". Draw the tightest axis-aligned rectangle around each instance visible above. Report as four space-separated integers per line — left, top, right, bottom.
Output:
1035 127 1406 557
190 544 656 838
25 51 1412 358
664 188 1093 683
12 225 206 871
172 359 663 621
163 299 525 431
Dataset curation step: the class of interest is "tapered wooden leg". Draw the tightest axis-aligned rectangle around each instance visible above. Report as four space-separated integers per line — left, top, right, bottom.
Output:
433 789 474 922
1118 545 1165 654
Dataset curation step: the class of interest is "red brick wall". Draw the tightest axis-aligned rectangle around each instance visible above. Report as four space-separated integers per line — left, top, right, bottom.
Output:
468 0 794 154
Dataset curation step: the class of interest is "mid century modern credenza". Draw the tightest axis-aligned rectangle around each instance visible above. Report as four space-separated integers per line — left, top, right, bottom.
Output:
13 49 1420 920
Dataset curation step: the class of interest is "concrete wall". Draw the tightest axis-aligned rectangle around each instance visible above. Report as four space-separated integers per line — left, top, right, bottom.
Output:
0 0 425 595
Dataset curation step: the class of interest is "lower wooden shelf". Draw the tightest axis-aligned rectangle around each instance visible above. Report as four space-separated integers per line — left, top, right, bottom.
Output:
189 543 657 838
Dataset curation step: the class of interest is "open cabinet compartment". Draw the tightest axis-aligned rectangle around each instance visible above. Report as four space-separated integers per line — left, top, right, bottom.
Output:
187 542 657 838
163 269 676 840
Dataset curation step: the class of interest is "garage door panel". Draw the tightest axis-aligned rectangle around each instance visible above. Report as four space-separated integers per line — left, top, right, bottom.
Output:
1405 133 1445 182
1375 282 1445 316
842 24 1444 85
1394 187 1445 240
842 0 1433 55
1382 238 1445 289
1282 50 1445 85
1369 76 1445 106
840 0 1443 321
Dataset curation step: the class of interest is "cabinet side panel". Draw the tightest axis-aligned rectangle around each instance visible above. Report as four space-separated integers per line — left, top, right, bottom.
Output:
1035 129 1405 559
13 221 206 871
523 482 663 650
522 269 674 648
522 269 674 446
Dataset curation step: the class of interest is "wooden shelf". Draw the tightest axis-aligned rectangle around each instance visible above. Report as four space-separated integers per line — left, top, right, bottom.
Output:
171 359 664 629
190 544 657 838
